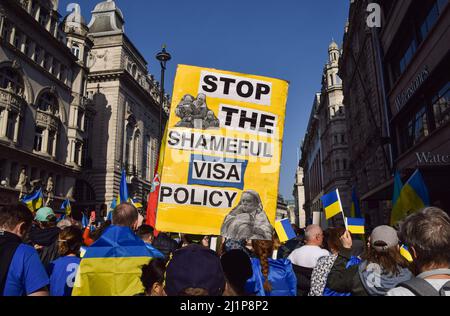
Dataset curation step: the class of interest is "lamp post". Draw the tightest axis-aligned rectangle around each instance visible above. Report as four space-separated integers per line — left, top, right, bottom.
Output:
155 45 171 144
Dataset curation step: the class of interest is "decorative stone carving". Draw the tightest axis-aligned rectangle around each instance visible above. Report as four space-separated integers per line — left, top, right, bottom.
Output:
45 176 54 204
16 169 28 198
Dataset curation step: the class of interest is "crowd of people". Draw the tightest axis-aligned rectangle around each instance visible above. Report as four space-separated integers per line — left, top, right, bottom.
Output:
0 202 449 296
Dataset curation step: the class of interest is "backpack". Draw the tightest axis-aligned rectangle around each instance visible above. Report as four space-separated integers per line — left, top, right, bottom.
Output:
399 277 450 296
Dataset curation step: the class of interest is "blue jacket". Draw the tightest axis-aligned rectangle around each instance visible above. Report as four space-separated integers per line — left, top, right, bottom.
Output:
245 258 297 296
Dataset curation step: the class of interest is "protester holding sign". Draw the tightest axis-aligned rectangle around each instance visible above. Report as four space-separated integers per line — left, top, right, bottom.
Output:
156 65 288 241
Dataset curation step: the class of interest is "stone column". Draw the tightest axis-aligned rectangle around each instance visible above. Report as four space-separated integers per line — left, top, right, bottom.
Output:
13 113 20 143
52 132 57 157
0 13 5 39
42 128 49 154
9 26 16 46
35 5 40 21
27 0 32 14
0 109 9 137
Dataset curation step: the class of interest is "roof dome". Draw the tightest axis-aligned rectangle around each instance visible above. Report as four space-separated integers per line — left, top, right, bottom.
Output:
329 40 339 50
64 4 86 25
88 0 125 34
92 0 124 20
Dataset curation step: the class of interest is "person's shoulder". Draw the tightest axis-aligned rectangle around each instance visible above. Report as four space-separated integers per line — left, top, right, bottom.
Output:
15 243 38 257
386 286 415 296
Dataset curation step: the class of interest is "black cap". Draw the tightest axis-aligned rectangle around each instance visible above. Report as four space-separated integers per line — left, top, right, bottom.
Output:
165 244 225 296
221 249 253 291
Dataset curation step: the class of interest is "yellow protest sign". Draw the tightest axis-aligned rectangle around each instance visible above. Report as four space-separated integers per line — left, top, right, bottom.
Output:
156 65 289 240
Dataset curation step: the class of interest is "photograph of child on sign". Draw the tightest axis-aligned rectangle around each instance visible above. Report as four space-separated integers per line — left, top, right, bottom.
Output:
175 93 220 130
220 190 273 240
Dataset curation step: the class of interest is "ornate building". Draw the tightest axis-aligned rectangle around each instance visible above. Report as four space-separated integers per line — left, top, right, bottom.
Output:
0 0 168 213
292 166 306 228
300 42 352 228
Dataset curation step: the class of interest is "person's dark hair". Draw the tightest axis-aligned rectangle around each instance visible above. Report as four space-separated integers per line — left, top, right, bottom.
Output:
58 226 82 256
40 215 57 228
179 288 209 296
0 203 33 234
112 203 138 227
252 239 273 292
140 258 166 294
91 220 112 241
326 227 346 253
399 207 450 272
362 243 410 275
137 225 154 240
291 224 302 236
221 249 253 295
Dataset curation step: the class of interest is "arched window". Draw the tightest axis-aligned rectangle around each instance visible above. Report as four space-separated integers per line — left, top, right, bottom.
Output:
37 91 58 114
0 67 24 94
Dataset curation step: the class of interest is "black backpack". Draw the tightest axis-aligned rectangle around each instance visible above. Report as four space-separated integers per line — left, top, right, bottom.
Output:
399 278 450 296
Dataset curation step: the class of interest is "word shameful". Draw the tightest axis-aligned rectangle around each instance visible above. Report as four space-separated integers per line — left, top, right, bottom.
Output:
168 130 273 158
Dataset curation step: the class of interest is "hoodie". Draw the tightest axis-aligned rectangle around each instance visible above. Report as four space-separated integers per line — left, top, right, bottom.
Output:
358 261 413 296
29 226 61 267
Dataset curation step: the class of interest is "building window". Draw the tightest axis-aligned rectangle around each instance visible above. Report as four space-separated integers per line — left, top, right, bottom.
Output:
74 142 82 165
34 127 43 152
71 43 80 59
38 9 48 27
51 60 58 76
399 106 429 153
329 74 334 86
1 20 10 40
37 92 58 114
0 67 24 94
77 108 84 129
47 131 56 156
44 54 51 71
432 82 450 129
33 45 42 63
6 113 16 140
13 30 22 49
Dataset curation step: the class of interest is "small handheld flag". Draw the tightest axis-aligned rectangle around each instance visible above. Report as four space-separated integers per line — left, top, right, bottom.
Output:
351 187 362 218
400 245 413 262
118 170 129 204
274 219 296 243
60 199 72 216
321 189 343 220
346 217 365 235
21 189 44 212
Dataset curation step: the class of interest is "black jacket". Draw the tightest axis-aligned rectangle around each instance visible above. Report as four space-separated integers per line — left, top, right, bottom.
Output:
29 226 60 267
292 264 313 296
0 231 22 295
153 233 179 259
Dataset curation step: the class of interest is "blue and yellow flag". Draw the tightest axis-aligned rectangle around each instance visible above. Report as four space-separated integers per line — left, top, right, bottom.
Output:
400 245 413 262
391 170 430 225
274 219 296 243
321 189 343 220
60 199 72 216
131 198 143 209
72 225 157 296
118 170 129 205
350 187 362 218
21 189 44 212
346 217 365 235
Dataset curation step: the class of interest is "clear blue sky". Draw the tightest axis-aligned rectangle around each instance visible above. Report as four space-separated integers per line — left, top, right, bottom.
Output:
60 0 349 200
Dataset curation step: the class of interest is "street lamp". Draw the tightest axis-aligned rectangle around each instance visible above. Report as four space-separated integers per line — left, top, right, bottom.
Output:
155 45 171 143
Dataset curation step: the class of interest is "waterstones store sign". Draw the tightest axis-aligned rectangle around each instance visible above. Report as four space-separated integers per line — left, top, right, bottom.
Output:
416 152 450 166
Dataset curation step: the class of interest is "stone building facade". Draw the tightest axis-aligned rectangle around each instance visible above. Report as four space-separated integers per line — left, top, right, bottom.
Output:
292 166 306 228
0 0 167 213
300 42 352 229
339 0 449 226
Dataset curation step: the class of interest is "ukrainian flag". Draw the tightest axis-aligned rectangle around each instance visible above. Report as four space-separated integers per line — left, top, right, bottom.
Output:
391 170 430 225
346 217 365 235
350 187 362 218
321 189 343 220
72 225 157 296
400 245 413 262
21 189 44 212
131 198 143 209
117 170 129 205
274 219 296 243
60 199 72 216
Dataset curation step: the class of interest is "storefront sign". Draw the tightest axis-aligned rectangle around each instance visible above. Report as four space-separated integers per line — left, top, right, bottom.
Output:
416 152 450 166
395 67 429 110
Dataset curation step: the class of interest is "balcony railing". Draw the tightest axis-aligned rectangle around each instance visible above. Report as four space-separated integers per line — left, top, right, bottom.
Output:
0 87 27 113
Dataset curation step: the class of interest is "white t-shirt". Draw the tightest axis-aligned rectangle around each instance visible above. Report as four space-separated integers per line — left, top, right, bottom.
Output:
387 279 450 296
287 245 330 268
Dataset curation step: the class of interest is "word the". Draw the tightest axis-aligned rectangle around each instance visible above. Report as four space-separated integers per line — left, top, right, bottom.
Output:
199 71 272 105
219 104 277 136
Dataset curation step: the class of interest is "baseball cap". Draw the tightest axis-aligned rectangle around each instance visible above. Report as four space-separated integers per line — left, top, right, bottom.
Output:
34 207 56 222
165 244 225 296
370 225 399 252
